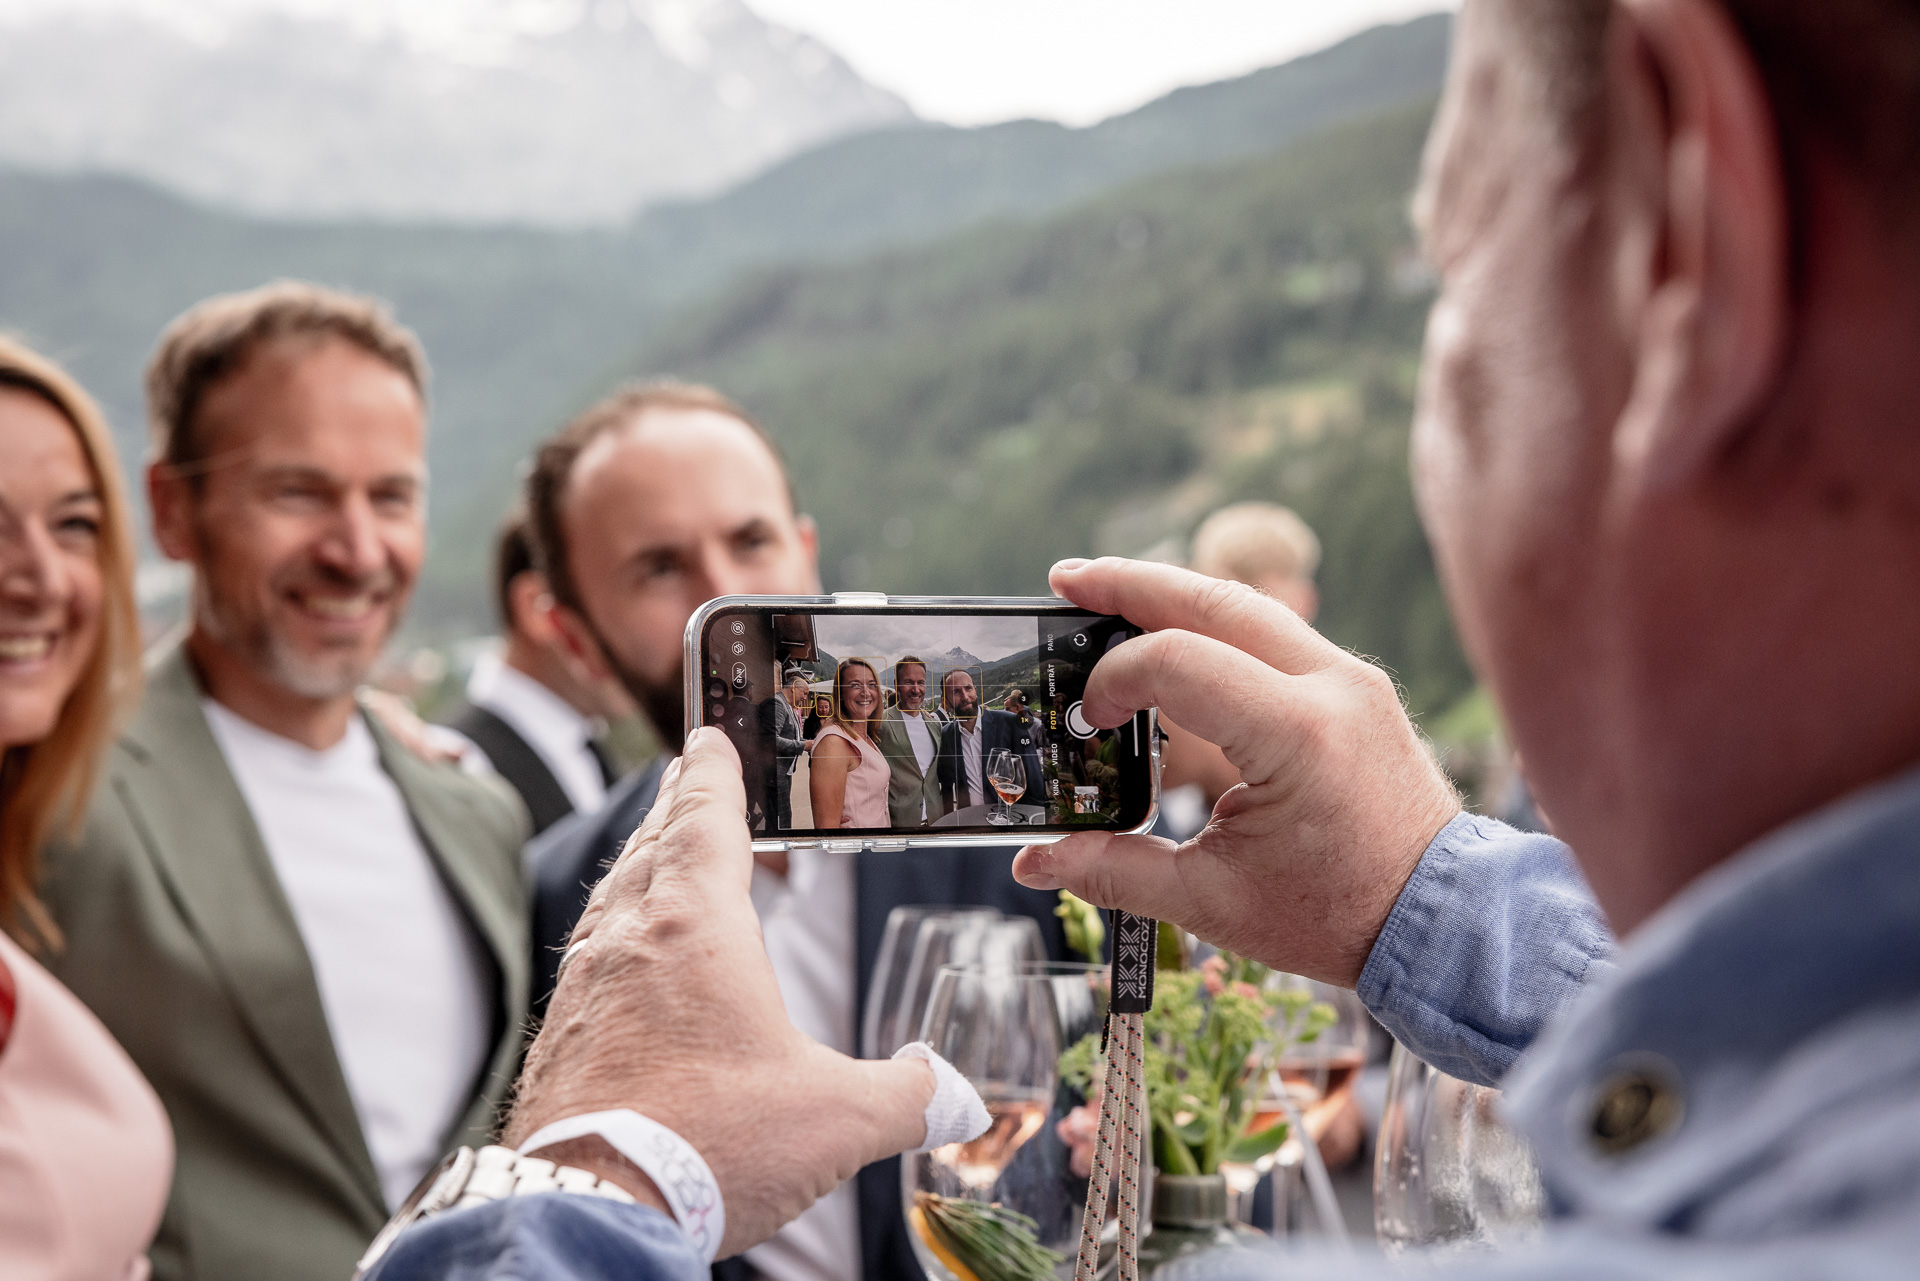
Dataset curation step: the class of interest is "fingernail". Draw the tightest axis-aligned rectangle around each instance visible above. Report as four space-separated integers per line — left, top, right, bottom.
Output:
1013 852 1062 891
1053 558 1090 574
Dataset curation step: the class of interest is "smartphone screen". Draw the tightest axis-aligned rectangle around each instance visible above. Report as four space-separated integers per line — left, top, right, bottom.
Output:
691 600 1155 844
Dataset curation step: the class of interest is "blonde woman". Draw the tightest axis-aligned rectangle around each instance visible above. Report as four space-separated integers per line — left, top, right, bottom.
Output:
807 658 890 829
0 337 172 1277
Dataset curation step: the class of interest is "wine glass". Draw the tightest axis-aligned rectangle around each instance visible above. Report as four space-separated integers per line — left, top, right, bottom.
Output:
1221 974 1369 1235
884 915 1045 1060
1374 1042 1545 1255
905 965 1066 1281
986 748 1026 825
861 907 999 1059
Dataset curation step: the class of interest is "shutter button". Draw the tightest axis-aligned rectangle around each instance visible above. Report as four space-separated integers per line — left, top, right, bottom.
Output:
1589 1058 1684 1155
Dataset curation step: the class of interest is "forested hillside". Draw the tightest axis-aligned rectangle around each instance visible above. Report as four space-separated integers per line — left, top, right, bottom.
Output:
593 102 1469 715
0 16 1467 713
0 15 1449 602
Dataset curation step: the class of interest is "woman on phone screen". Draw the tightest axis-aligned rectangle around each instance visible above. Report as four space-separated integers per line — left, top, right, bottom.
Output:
0 337 173 1277
808 659 890 829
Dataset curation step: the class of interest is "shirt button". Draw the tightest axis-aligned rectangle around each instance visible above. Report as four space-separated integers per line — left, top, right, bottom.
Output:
1589 1060 1685 1155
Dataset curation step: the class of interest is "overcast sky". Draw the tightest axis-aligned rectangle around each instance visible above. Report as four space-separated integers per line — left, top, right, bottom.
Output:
744 0 1454 125
0 0 1455 126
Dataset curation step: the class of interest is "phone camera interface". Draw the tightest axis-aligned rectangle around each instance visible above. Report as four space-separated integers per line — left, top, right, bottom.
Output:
700 609 1147 839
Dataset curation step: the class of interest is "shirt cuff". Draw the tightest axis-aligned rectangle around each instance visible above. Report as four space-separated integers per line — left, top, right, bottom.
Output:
1357 812 1614 1086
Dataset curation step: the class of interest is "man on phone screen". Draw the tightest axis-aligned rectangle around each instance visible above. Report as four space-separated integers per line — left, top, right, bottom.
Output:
935 670 1042 816
874 657 943 826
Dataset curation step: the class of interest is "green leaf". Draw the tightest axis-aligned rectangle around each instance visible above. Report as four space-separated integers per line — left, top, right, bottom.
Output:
1222 1119 1292 1165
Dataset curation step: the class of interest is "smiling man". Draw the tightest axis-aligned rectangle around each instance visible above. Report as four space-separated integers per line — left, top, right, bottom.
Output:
40 283 530 1281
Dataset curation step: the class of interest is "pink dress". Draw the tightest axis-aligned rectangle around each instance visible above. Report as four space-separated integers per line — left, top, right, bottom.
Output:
0 929 173 1281
812 724 892 828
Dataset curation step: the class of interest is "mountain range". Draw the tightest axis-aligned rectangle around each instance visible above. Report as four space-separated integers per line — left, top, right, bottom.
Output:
0 0 909 225
0 13 1471 713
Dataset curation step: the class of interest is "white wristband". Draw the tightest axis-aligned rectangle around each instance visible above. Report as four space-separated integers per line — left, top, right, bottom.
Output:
893 1042 992 1151
518 1110 725 1262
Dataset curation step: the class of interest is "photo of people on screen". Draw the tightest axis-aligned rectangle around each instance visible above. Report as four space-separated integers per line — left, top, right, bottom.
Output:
699 608 1147 836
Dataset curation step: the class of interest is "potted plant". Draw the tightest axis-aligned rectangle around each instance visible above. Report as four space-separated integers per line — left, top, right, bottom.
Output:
1058 924 1336 1274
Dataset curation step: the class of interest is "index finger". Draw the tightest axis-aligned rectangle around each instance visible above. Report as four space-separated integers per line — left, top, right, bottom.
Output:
1051 557 1338 677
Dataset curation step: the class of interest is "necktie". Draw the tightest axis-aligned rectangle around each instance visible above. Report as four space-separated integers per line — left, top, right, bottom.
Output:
587 737 620 787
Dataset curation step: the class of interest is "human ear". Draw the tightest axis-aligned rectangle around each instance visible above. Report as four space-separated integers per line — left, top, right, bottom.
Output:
508 571 559 646
794 513 822 590
146 461 196 562
548 601 614 684
1613 0 1788 488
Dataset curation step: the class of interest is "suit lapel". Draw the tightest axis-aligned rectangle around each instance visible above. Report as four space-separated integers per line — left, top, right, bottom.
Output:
119 644 385 1219
369 712 530 1145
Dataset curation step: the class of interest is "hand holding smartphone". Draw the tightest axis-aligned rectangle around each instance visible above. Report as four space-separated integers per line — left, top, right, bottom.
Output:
686 594 1159 850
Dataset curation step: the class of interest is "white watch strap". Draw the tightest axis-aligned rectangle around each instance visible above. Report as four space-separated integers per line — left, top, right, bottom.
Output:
518 1110 726 1262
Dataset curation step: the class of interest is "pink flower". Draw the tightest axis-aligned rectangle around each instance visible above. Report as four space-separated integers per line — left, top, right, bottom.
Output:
1231 981 1261 1001
1201 955 1228 996
1057 1104 1100 1178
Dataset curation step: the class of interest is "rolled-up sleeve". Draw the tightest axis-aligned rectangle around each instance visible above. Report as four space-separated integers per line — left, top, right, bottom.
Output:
363 1195 707 1281
1356 813 1614 1086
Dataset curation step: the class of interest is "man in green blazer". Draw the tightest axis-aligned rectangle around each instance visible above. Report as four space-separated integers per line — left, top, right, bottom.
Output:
40 283 530 1281
873 656 945 827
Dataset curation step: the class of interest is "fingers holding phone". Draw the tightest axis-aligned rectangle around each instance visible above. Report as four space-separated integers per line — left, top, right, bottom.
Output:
1014 557 1461 988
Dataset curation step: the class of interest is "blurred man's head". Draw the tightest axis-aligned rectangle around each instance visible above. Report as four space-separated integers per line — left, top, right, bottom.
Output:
1412 0 1920 929
526 381 819 750
490 510 611 720
1004 689 1028 717
1188 502 1319 621
941 669 979 721
783 667 810 708
895 659 928 712
146 283 427 729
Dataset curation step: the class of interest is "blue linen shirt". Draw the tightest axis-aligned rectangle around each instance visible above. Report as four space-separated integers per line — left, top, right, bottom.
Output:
369 766 1920 1278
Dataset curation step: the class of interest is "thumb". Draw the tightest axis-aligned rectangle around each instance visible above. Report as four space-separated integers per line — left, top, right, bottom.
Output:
857 1056 943 1160
1013 830 1193 924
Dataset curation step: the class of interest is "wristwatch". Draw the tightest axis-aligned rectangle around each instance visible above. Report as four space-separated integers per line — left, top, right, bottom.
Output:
351 1143 637 1279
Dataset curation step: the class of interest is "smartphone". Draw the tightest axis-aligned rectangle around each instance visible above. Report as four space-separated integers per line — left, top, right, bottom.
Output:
686 594 1158 851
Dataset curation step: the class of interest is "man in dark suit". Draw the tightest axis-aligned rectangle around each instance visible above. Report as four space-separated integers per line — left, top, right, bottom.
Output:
440 512 623 835
935 670 1045 816
517 380 1068 1280
758 666 811 829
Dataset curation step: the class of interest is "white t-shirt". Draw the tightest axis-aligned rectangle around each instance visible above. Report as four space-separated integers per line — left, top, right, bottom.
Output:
203 700 492 1211
900 710 938 772
746 849 860 1281
899 710 938 821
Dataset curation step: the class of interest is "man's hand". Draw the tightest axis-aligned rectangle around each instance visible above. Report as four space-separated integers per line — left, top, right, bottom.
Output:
1014 558 1460 986
504 727 937 1257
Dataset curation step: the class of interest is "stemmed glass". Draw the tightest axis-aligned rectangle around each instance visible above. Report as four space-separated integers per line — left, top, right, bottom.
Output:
986 748 1026 825
1221 974 1369 1235
1374 1042 1545 1255
862 907 998 1059
905 964 1068 1281
875 913 1045 1060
